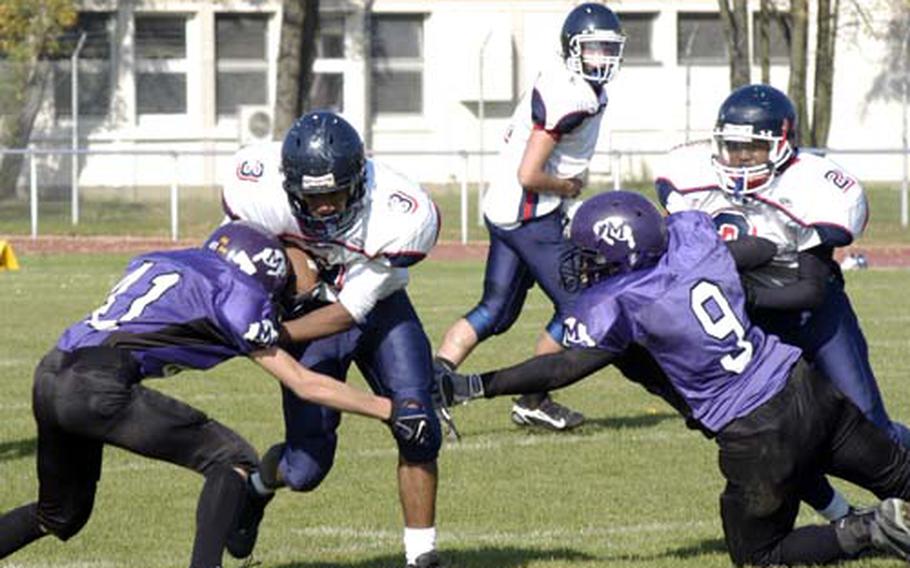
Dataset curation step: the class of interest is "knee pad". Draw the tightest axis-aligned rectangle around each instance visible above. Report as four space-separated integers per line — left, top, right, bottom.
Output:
391 397 441 464
466 303 522 342
39 488 96 541
279 435 337 492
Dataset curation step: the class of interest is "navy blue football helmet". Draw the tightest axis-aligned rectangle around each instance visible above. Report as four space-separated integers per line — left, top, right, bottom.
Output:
560 191 667 291
561 3 625 84
281 111 367 239
204 221 289 298
711 84 798 198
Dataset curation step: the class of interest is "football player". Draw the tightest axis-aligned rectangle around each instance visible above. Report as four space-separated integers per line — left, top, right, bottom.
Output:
221 112 443 568
434 2 626 431
0 221 427 568
656 84 910 520
437 191 910 567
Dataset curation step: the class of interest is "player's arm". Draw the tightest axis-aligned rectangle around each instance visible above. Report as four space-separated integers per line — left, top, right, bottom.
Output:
250 346 390 420
517 130 583 197
743 245 833 311
281 302 356 343
725 236 777 270
438 348 615 405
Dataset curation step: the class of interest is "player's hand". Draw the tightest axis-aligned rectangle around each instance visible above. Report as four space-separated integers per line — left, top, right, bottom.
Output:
388 399 431 446
565 177 584 198
435 362 485 407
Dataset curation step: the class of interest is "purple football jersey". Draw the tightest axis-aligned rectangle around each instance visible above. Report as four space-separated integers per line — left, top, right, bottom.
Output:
57 249 281 378
563 210 801 433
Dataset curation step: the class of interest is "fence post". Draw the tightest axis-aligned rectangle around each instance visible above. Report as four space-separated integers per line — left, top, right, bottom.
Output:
612 150 622 190
170 152 179 241
460 150 469 244
29 146 38 239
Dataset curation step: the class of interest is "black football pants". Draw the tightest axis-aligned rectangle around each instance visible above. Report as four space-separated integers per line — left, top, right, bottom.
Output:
17 347 257 554
718 359 910 566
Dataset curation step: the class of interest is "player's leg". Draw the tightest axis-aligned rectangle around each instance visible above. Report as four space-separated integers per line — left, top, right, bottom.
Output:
236 336 355 560
801 364 910 561
355 291 442 567
0 351 100 557
435 219 532 369
800 283 910 446
48 347 259 568
503 212 585 429
716 364 848 565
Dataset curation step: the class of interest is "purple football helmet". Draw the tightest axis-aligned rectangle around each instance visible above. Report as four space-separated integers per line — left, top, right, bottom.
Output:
560 191 667 291
204 221 289 298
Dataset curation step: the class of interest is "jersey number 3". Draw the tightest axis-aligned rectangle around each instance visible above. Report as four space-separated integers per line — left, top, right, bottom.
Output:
690 281 753 374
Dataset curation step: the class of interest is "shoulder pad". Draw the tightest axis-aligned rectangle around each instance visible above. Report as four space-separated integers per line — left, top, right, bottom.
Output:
362 161 440 265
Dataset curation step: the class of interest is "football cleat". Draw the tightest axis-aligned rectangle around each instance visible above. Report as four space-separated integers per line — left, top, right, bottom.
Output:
225 484 274 559
510 394 585 431
869 498 910 560
406 550 442 568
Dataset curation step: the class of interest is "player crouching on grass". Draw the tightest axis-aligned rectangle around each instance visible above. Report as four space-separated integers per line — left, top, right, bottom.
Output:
0 221 431 568
437 191 910 566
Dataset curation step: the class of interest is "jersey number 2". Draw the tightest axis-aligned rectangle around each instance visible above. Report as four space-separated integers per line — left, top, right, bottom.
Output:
89 262 181 331
690 281 753 373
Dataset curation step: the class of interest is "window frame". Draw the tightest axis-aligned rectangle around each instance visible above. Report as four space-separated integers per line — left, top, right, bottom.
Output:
134 13 189 117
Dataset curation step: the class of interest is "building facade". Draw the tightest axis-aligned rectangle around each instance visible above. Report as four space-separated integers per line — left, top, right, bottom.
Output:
21 0 910 188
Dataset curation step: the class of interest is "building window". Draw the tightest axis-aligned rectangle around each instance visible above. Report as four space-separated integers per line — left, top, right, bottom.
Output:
308 15 346 112
135 15 187 114
53 12 113 119
618 13 657 63
309 73 344 111
216 13 270 117
677 12 728 65
752 11 790 63
317 14 345 59
370 14 424 115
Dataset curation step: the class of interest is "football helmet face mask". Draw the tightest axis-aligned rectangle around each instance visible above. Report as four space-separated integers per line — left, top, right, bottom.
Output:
711 84 797 199
560 191 667 292
204 221 290 301
561 3 625 85
281 111 367 240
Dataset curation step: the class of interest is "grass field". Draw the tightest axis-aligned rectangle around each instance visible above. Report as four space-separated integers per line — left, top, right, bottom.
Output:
2 253 910 567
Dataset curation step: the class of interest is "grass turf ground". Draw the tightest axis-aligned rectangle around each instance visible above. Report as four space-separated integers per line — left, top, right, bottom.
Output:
1 254 910 567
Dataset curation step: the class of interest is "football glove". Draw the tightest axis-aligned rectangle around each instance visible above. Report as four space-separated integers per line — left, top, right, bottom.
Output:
435 360 485 407
388 398 432 446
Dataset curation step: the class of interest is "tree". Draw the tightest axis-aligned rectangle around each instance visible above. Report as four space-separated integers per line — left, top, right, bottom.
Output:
0 0 75 200
810 0 841 147
273 0 320 137
717 0 751 89
787 0 810 144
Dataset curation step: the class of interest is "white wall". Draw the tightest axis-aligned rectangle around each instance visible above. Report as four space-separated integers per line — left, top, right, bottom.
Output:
23 0 910 189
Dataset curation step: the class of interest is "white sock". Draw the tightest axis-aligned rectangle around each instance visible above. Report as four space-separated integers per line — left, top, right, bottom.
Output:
817 490 851 521
403 526 436 565
249 471 275 497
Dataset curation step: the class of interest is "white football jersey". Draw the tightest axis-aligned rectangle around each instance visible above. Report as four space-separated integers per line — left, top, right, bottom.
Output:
658 141 868 287
483 60 608 227
222 142 440 323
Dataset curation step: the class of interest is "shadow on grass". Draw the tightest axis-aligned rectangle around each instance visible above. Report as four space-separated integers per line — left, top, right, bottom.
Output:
578 411 679 433
275 545 594 568
0 437 36 462
600 536 728 563
450 410 680 439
